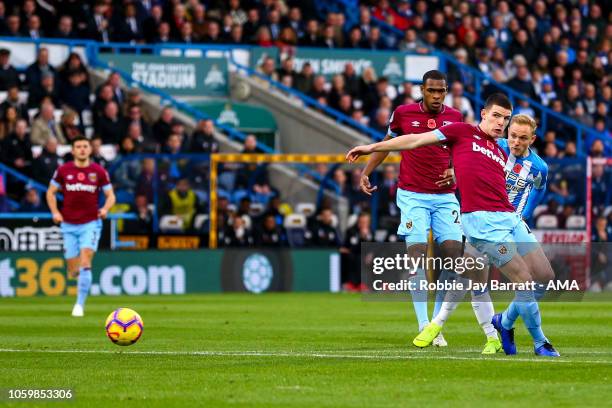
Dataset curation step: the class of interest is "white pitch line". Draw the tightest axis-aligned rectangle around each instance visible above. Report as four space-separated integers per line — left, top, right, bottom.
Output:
0 348 611 365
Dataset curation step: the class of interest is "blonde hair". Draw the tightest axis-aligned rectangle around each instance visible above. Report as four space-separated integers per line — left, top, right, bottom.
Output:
509 114 537 135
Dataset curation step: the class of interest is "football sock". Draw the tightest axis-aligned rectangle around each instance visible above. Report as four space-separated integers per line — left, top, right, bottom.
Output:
513 290 548 348
471 289 498 339
410 268 430 331
76 267 92 307
433 269 452 318
502 283 547 330
432 275 470 327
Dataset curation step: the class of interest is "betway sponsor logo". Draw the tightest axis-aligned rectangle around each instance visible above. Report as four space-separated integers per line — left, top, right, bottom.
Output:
65 183 97 193
472 142 505 167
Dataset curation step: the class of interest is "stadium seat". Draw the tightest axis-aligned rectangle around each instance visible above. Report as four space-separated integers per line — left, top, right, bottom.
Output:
295 202 315 217
193 214 209 231
375 229 388 242
249 203 265 217
159 215 184 233
536 215 559 229
284 213 307 247
53 109 63 124
27 108 38 123
81 109 93 126
533 205 548 218
565 215 586 229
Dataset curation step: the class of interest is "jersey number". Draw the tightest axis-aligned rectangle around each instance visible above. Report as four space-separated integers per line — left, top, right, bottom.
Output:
452 210 460 224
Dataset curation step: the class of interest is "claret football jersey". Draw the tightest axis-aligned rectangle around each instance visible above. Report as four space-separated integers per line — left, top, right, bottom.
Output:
51 161 111 224
387 102 463 194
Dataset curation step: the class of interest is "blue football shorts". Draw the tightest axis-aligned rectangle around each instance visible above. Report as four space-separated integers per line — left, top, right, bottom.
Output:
60 219 103 259
461 211 539 267
396 188 463 244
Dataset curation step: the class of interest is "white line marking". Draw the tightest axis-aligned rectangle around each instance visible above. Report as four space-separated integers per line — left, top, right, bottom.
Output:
0 348 610 364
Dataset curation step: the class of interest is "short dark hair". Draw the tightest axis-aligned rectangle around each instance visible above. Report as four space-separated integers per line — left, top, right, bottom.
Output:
71 136 90 146
422 70 447 84
484 93 513 111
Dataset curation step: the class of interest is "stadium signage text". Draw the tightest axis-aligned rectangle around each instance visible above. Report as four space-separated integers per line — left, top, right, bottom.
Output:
98 54 228 97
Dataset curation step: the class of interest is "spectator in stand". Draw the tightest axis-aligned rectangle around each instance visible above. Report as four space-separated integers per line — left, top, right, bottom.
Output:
25 48 55 92
255 213 287 247
310 207 341 247
165 178 198 231
0 86 26 120
90 136 110 169
444 82 474 121
0 105 18 141
96 101 123 145
124 104 152 142
31 103 65 145
92 84 115 126
0 48 19 90
112 2 143 43
112 137 141 192
190 119 219 153
28 73 61 109
58 70 91 115
124 194 154 235
153 106 175 146
340 212 373 291
59 110 83 144
378 164 399 218
32 136 62 184
53 15 76 39
18 187 47 212
591 164 612 212
3 14 22 37
295 62 314 94
223 214 254 247
1 119 32 175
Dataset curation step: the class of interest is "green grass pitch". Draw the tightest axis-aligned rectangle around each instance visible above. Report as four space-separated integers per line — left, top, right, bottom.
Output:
1 293 612 407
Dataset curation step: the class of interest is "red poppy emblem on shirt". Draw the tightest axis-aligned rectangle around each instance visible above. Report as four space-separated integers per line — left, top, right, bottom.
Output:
427 119 436 129
77 173 85 181
513 163 522 173
486 141 494 149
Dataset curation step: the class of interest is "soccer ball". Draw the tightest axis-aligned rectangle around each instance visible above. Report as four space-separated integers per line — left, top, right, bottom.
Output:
105 308 144 346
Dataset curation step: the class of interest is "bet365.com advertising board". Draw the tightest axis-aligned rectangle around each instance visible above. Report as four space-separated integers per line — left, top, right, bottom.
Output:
0 250 340 297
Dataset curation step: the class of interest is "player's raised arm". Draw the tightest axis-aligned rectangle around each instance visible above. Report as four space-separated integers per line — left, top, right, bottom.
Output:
46 181 63 224
346 131 442 162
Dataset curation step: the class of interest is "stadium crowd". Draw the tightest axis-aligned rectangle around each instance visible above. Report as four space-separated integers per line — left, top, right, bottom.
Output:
0 0 610 290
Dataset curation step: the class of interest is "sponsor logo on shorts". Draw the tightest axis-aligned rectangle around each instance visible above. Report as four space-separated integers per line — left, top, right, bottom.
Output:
405 220 413 230
498 245 508 255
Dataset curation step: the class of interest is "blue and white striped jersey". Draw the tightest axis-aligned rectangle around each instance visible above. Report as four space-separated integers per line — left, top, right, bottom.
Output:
497 138 548 219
